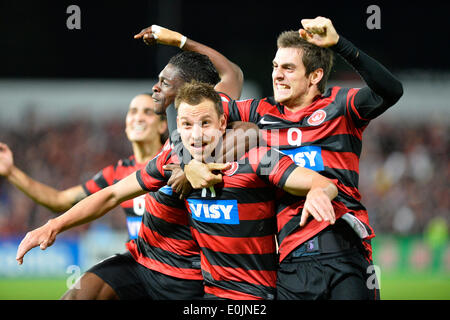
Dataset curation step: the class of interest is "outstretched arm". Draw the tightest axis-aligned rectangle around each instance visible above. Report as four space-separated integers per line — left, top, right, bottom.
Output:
134 25 244 100
0 142 86 212
16 172 145 265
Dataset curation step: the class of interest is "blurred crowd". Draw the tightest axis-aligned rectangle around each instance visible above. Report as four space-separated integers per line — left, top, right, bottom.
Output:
0 109 448 237
360 118 449 235
0 110 131 237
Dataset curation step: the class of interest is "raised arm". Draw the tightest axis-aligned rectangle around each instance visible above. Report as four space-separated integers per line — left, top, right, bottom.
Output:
134 25 244 100
300 16 403 120
0 142 86 212
16 172 146 265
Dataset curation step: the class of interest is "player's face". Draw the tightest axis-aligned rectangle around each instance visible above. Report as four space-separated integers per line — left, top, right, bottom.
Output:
125 95 166 143
152 64 185 114
177 99 226 162
272 47 310 108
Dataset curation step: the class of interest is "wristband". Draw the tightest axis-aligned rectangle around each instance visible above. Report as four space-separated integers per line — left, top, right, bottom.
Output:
151 24 161 39
179 35 187 49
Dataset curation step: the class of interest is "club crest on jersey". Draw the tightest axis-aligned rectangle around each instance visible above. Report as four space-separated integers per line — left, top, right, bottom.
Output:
221 162 239 176
307 109 327 126
187 199 239 224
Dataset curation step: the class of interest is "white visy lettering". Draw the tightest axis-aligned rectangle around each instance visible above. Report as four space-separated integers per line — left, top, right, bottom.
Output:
304 151 317 167
203 204 210 218
294 152 306 167
208 204 220 219
190 203 203 218
220 205 233 220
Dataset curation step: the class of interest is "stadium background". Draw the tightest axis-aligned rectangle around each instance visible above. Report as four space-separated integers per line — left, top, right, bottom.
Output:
0 0 448 299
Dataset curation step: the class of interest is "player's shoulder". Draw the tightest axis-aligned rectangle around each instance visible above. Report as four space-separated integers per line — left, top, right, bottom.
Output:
243 146 286 174
244 145 274 161
323 85 362 102
233 96 274 106
217 91 232 103
157 145 173 160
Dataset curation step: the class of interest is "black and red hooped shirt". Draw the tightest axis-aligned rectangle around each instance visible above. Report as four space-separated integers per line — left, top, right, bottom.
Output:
220 36 403 262
135 144 297 300
82 155 147 241
222 89 367 261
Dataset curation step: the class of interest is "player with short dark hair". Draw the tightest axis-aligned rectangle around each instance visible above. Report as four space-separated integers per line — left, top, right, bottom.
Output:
276 30 333 93
0 93 166 242
183 16 403 300
168 51 221 86
13 24 245 300
16 81 338 300
0 93 167 299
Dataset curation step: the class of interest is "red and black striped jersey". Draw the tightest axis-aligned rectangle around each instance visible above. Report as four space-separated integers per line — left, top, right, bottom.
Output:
134 144 297 299
82 155 146 240
127 144 202 280
186 147 296 300
222 86 377 261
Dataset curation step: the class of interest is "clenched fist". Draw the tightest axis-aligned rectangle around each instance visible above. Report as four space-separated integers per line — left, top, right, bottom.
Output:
299 16 339 48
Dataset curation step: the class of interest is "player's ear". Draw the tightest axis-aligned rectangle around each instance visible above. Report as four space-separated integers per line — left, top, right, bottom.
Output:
309 68 324 87
219 114 227 134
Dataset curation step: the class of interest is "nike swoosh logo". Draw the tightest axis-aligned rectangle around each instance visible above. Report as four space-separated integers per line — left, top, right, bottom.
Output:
259 117 280 125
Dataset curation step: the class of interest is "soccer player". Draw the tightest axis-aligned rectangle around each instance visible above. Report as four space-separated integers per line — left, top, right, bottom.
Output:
13 24 245 300
0 94 167 299
183 17 403 299
0 93 166 241
16 81 339 300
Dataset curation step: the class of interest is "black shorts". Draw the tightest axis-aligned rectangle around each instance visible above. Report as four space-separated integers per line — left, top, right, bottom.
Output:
276 247 380 300
87 251 204 300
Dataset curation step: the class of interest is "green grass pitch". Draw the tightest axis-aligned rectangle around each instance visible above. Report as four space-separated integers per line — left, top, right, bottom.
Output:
1 274 449 300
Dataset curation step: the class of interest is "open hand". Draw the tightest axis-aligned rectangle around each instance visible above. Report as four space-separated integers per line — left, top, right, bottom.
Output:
16 220 58 265
300 187 336 227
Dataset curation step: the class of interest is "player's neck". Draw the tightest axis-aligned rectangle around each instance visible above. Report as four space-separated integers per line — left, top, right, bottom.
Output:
132 140 162 164
284 89 321 113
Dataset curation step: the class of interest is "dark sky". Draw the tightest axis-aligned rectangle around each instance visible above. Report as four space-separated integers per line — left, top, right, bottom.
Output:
1 0 449 94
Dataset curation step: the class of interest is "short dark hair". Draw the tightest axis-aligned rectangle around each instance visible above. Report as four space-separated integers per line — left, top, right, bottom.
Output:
277 30 334 93
168 51 221 86
175 81 223 117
